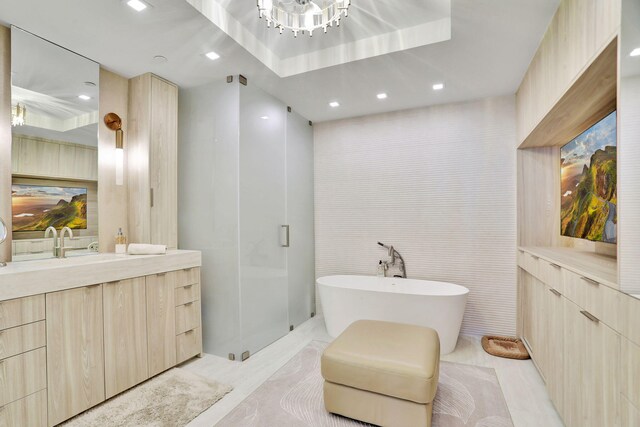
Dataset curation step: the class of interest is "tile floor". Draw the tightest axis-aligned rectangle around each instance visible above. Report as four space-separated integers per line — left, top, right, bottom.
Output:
183 316 564 427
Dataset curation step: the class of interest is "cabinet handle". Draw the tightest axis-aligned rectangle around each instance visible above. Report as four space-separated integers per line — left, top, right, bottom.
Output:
157 272 166 277
150 188 154 208
581 277 599 286
549 288 561 297
281 225 290 248
183 268 192 272
550 263 561 269
183 284 193 289
531 255 539 260
580 310 600 323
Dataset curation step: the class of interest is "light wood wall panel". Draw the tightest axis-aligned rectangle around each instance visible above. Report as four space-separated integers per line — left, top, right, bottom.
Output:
516 147 617 256
127 73 152 245
516 0 620 144
98 68 129 253
0 25 11 263
314 96 518 336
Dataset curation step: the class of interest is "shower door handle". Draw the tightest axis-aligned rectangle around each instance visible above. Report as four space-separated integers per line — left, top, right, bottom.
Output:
281 225 290 248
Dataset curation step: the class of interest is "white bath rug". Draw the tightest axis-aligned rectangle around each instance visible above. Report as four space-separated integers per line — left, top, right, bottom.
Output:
218 341 513 427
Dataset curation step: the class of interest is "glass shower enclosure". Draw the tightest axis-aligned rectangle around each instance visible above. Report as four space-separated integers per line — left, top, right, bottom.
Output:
178 76 315 360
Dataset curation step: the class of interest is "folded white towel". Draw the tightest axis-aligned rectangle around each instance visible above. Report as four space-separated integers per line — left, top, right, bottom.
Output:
127 243 167 255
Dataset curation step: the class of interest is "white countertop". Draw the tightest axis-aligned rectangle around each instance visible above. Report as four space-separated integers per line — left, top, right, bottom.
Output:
0 250 201 301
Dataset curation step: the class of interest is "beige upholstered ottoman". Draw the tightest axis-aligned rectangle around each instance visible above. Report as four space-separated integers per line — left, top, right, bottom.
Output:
321 320 440 427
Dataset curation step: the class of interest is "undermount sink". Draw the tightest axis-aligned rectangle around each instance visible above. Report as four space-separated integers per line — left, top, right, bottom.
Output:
12 250 99 262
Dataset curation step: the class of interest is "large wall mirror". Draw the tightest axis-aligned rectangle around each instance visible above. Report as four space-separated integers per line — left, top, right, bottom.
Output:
10 27 99 261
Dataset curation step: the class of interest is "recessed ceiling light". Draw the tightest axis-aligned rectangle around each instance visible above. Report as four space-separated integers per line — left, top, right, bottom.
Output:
329 101 340 108
432 83 444 91
153 55 168 64
78 95 91 100
83 81 96 87
630 48 640 57
377 93 388 99
205 51 220 61
127 0 147 12
260 116 269 120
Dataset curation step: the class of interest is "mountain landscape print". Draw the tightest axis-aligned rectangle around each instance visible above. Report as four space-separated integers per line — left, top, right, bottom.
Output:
561 111 617 244
12 184 87 232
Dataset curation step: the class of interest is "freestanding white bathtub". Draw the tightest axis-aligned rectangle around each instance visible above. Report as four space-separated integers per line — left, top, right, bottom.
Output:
317 275 469 354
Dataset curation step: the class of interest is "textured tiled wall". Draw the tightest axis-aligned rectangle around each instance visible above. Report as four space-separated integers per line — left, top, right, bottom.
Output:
314 96 518 336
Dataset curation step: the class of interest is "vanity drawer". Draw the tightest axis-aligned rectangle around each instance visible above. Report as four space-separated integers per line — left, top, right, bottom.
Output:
0 321 46 361
0 295 45 332
539 259 563 292
176 328 202 364
0 347 47 406
562 270 618 330
175 301 201 335
521 252 541 279
0 389 47 427
175 283 200 307
175 267 200 288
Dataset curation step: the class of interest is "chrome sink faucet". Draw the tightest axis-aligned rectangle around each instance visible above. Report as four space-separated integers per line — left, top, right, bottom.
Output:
377 242 407 278
45 226 60 258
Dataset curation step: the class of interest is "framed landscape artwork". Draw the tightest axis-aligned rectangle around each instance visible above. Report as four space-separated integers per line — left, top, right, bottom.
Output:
560 111 617 244
12 184 88 232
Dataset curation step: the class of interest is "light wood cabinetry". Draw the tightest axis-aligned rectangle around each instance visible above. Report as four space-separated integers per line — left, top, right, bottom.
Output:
46 285 105 426
519 247 636 427
128 73 178 249
176 328 202 365
0 295 45 331
174 267 203 364
516 0 620 144
103 278 149 398
545 284 564 414
11 135 98 181
0 295 48 427
146 272 176 376
0 389 47 427
0 321 45 360
0 347 47 407
1 264 201 427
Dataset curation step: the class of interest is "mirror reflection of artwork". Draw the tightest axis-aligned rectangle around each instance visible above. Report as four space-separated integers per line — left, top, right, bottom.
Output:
12 184 87 232
561 111 617 244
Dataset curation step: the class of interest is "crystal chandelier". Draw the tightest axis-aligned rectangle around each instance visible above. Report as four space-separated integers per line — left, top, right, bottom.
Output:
11 103 26 127
257 0 351 37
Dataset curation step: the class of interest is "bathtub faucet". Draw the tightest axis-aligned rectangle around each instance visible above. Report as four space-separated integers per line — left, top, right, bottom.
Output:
377 242 407 278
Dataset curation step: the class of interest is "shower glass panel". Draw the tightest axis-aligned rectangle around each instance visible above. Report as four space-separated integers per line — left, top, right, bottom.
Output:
286 110 315 327
238 83 289 356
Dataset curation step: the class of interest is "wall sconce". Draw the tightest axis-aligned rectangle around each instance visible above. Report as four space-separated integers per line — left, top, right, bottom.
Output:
104 113 124 186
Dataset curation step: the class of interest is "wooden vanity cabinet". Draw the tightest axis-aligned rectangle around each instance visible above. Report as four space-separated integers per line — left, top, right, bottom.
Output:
519 248 626 427
103 277 149 398
146 272 177 376
3 264 200 427
46 285 105 427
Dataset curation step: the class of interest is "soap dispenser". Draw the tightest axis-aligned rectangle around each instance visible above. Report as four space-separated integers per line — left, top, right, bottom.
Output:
115 228 127 254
